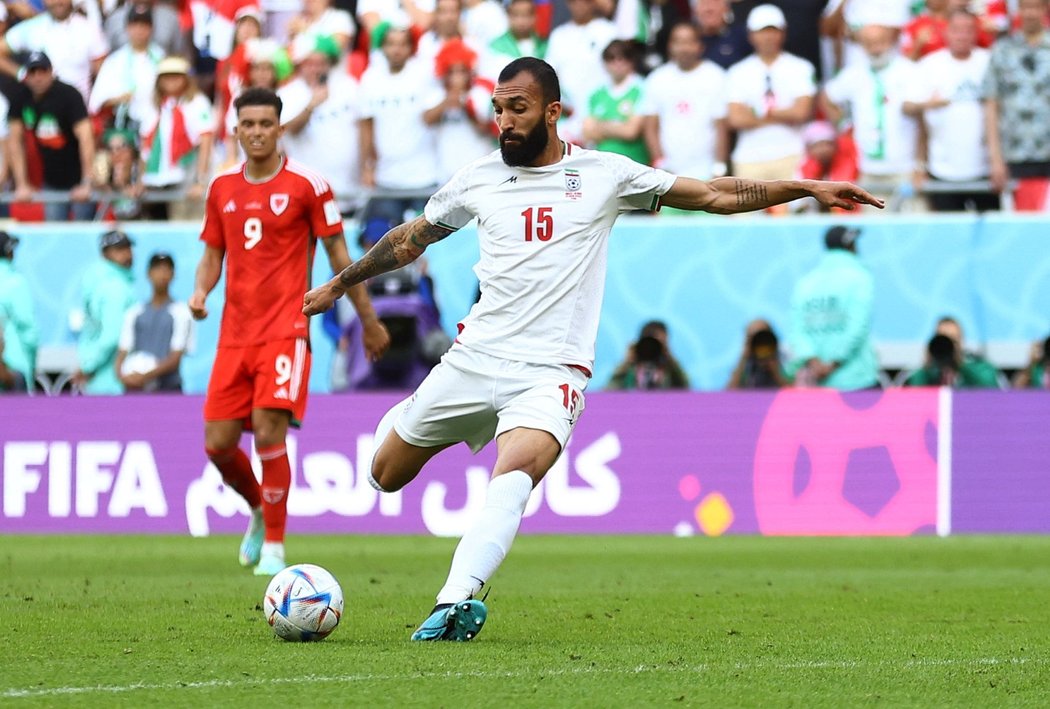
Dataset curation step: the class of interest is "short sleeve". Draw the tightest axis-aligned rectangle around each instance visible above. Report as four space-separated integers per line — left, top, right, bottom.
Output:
822 65 854 106
308 180 344 239
65 84 89 124
423 163 476 230
637 75 658 115
117 306 136 351
169 303 193 352
598 151 676 212
981 44 1004 100
4 20 29 53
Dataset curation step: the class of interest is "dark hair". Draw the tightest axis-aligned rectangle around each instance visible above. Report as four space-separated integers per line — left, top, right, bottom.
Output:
498 57 560 104
668 19 702 42
234 86 283 118
640 320 668 339
601 39 636 63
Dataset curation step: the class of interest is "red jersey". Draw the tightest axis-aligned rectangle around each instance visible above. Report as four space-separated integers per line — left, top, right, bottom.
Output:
201 157 343 347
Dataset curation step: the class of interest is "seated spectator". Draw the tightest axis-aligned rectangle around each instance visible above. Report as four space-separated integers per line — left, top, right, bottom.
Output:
0 231 37 393
115 252 193 393
1013 334 1050 389
133 56 214 220
903 316 1002 388
582 40 648 164
94 128 142 219
8 52 97 221
795 120 859 212
423 38 496 183
726 318 790 389
607 320 690 390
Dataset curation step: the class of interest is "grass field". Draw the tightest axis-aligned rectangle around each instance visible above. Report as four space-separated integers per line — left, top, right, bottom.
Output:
2 535 1048 707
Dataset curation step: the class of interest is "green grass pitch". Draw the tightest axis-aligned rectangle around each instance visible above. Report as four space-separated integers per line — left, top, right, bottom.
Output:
2 535 1048 707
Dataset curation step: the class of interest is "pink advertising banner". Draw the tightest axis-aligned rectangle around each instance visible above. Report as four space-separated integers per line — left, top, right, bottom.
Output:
0 390 952 537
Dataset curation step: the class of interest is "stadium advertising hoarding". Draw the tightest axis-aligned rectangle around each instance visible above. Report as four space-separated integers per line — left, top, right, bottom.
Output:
1 390 1046 536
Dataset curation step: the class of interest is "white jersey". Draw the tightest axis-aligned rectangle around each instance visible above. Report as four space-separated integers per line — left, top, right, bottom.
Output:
424 143 676 372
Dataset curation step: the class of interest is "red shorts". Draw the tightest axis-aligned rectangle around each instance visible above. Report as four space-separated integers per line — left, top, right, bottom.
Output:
204 338 312 428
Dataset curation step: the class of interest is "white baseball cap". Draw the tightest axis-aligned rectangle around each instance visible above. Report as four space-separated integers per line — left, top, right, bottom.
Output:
747 4 787 32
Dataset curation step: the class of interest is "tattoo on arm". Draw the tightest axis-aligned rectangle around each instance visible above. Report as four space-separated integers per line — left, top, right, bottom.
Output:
336 218 453 290
734 180 769 207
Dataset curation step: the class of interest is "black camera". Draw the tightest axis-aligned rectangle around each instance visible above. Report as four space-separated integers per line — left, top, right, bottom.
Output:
634 335 665 364
748 328 779 361
928 334 958 371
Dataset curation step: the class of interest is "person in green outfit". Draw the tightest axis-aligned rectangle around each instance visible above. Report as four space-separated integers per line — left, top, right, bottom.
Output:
0 231 37 393
607 320 689 390
73 230 138 395
1013 334 1050 389
904 316 1003 388
582 39 649 164
482 0 547 80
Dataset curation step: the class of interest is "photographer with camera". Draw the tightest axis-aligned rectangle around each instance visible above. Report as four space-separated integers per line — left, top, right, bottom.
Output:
727 318 790 389
903 316 1001 388
1013 334 1050 389
607 320 690 391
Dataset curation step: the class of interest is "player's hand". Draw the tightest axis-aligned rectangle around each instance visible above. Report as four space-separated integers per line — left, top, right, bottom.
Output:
302 283 343 316
809 181 884 211
362 318 391 362
188 292 208 320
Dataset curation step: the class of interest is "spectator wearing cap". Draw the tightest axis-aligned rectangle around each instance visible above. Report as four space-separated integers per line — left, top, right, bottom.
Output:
787 225 878 390
279 34 363 213
641 21 729 184
8 52 98 221
0 0 108 102
88 3 164 134
903 10 997 213
106 0 186 58
74 230 137 395
0 231 37 393
423 38 496 182
820 24 918 207
115 252 193 393
582 40 648 164
836 0 913 69
726 5 816 189
358 24 438 222
132 56 214 220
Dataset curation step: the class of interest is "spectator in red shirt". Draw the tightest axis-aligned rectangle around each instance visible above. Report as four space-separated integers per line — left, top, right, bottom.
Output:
902 0 997 60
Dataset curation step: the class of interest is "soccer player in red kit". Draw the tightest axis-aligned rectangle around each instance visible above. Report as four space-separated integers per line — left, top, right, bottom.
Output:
189 87 390 576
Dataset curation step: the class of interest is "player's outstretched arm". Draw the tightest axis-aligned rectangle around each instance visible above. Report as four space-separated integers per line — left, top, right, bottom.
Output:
302 216 454 316
659 176 884 214
320 234 391 361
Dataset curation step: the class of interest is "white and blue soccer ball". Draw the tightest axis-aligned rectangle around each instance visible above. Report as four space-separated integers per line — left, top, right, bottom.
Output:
263 564 344 641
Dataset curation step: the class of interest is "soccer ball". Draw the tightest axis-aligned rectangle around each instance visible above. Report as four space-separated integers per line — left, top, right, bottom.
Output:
262 564 344 641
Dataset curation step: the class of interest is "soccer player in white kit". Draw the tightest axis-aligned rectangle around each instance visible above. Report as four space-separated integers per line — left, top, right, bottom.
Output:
303 57 882 641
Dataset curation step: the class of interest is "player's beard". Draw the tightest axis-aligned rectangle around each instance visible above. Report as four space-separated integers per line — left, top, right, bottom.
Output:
499 120 549 167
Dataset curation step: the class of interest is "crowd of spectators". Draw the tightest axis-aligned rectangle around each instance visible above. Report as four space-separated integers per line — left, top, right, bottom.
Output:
0 0 1045 219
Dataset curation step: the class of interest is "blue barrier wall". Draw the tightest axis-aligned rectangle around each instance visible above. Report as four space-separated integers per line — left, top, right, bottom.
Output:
9 214 1050 393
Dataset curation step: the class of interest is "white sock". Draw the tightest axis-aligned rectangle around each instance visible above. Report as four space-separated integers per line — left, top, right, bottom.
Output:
367 399 407 492
435 470 534 605
261 541 284 560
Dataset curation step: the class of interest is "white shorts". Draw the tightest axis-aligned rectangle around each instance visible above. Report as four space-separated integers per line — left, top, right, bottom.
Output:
394 344 589 454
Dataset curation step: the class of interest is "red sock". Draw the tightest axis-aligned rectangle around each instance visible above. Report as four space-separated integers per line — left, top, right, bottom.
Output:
206 446 261 508
257 443 291 543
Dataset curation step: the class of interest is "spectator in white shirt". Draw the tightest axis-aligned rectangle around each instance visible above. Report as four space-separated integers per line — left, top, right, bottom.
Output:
726 4 815 183
280 34 364 214
544 0 617 143
0 0 109 101
820 24 918 204
359 0 436 35
89 4 162 134
641 21 729 180
358 24 439 223
903 9 996 212
285 0 356 55
461 0 508 48
479 0 547 82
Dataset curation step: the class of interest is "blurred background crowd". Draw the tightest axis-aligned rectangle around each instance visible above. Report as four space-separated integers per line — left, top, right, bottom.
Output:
2 0 1050 395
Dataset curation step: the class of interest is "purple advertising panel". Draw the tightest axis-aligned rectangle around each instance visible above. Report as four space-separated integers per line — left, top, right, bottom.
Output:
1 390 943 536
951 392 1050 533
